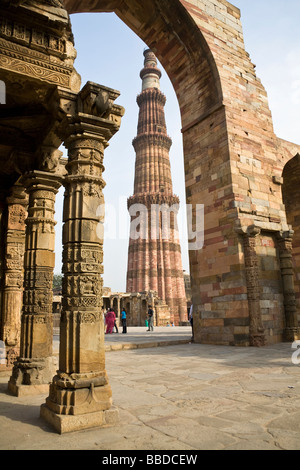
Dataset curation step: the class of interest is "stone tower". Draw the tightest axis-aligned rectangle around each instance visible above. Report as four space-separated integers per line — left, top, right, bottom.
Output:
126 49 187 325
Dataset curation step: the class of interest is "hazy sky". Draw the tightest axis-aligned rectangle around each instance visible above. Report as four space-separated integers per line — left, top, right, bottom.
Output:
54 1 300 292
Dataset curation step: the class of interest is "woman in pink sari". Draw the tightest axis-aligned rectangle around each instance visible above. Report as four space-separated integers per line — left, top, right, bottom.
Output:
105 308 116 334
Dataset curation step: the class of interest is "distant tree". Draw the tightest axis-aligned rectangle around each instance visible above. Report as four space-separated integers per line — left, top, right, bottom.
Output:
53 274 63 290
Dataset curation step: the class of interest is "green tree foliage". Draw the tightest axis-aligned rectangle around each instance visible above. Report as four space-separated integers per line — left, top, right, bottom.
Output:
53 274 62 290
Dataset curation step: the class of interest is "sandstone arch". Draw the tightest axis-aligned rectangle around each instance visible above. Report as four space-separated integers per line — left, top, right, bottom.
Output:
63 0 300 346
65 0 223 124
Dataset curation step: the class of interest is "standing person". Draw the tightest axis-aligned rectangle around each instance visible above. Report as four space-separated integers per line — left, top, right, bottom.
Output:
147 305 154 331
105 308 115 334
189 304 194 342
121 308 127 334
114 315 119 333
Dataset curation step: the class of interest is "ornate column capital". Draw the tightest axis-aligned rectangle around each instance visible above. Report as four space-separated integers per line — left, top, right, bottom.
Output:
277 229 294 240
56 81 125 145
236 224 261 239
38 147 63 174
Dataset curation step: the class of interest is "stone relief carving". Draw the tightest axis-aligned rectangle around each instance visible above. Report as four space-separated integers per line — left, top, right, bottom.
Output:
26 0 65 7
63 246 103 266
7 205 27 230
79 312 101 324
5 272 23 289
39 148 60 172
60 310 102 324
3 0 66 12
23 287 52 315
5 244 25 271
0 17 66 55
92 90 114 118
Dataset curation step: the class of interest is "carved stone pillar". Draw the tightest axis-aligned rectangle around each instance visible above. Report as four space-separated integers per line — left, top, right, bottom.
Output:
240 226 266 347
1 184 28 368
40 82 124 433
8 169 62 396
0 199 6 362
277 230 300 341
116 297 120 324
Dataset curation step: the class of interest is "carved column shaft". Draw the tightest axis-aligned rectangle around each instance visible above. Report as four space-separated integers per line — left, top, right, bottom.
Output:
44 134 113 417
277 231 300 341
21 172 61 357
8 171 62 393
61 136 106 374
242 228 266 347
1 184 27 367
0 200 6 349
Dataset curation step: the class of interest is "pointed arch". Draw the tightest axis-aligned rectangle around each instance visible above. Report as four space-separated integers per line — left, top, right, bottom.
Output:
64 0 224 130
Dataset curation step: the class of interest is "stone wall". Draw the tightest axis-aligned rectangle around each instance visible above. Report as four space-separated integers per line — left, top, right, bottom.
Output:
103 291 171 327
181 0 300 344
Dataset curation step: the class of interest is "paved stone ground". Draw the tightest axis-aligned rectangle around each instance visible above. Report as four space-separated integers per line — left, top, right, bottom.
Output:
0 328 299 450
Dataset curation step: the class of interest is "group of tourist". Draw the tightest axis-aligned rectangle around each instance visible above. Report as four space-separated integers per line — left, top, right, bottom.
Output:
104 305 154 335
104 307 127 334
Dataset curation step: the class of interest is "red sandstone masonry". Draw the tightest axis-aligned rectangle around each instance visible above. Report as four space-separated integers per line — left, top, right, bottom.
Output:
126 49 187 324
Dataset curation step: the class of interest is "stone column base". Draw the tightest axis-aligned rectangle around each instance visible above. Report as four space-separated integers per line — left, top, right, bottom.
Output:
250 332 266 347
8 356 57 396
40 404 119 434
284 327 300 342
8 382 50 397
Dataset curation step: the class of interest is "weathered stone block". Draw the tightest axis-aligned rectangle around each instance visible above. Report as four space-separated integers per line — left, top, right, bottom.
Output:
40 404 119 434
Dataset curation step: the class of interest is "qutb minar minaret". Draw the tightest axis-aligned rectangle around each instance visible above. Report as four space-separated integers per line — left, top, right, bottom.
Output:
126 49 187 325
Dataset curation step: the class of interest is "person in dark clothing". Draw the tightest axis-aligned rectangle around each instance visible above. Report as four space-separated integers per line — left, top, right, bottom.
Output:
121 308 127 334
147 305 154 331
189 304 194 342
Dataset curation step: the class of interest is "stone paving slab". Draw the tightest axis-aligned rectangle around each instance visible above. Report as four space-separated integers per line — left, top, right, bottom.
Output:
53 326 192 354
0 340 299 450
104 326 193 351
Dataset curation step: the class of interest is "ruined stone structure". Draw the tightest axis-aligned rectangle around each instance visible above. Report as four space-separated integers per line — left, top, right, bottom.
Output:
126 49 187 325
53 288 173 328
0 0 300 434
103 288 171 327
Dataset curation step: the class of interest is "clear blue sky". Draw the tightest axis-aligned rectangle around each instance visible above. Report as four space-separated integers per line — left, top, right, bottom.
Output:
54 1 300 292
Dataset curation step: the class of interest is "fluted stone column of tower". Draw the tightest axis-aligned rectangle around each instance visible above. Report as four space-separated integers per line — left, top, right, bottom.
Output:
126 49 187 325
